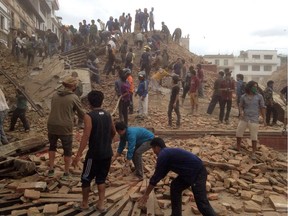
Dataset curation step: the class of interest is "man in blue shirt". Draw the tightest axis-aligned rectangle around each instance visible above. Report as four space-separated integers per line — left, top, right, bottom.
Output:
113 121 154 179
138 137 216 216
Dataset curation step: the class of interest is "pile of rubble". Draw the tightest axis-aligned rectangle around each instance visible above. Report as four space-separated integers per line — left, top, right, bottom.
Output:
0 32 287 216
0 135 287 215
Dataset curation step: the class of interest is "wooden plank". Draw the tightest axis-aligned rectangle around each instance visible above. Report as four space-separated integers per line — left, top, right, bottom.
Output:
107 188 129 203
37 198 82 203
130 201 141 216
0 203 39 215
105 181 142 216
120 200 133 216
0 137 46 157
105 184 130 197
55 207 78 216
146 189 155 216
40 193 82 199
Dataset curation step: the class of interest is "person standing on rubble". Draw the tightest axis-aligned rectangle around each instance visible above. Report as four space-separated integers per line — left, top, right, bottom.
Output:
196 63 204 98
189 69 200 115
206 71 224 115
181 65 194 105
135 71 149 119
263 80 278 126
72 90 116 212
168 75 181 127
9 86 30 133
280 86 287 132
103 44 116 78
161 22 170 43
138 137 216 216
47 76 85 179
46 29 58 57
113 121 154 180
140 46 152 78
219 68 235 124
26 35 37 66
235 81 266 158
0 86 9 145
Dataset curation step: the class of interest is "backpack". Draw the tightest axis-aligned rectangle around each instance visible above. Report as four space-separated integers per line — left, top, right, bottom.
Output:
126 52 133 63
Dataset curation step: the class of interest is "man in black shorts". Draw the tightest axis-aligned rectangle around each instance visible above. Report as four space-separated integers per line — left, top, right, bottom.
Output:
72 90 116 212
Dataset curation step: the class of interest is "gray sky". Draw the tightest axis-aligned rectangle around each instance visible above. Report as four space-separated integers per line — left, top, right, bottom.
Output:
57 0 288 56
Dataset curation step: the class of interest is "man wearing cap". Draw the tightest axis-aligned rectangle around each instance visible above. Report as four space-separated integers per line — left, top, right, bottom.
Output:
135 71 149 118
47 76 85 179
140 46 152 77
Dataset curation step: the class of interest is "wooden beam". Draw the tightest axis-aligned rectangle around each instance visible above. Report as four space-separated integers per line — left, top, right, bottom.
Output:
105 181 142 216
120 200 133 216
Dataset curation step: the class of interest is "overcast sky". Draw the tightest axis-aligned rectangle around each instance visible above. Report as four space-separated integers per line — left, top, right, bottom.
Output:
56 0 288 56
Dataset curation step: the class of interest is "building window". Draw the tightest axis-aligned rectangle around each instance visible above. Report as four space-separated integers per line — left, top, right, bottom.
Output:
264 65 272 71
252 65 260 71
215 59 219 65
252 55 260 59
0 15 4 30
264 55 273 60
224 59 228 65
240 65 248 71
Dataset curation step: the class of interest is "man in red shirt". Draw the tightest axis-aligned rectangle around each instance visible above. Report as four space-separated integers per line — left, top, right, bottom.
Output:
219 68 235 124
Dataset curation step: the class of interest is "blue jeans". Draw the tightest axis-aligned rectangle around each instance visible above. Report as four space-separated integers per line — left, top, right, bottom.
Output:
0 110 8 145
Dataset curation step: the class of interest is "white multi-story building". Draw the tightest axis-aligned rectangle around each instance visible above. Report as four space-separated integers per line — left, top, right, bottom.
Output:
204 50 281 82
234 50 281 82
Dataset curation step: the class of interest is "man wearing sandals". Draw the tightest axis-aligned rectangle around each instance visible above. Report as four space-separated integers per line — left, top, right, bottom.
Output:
235 81 266 158
72 90 116 212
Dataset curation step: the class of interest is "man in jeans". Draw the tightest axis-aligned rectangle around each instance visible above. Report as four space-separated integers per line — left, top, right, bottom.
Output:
113 121 154 180
207 71 224 115
138 137 216 216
